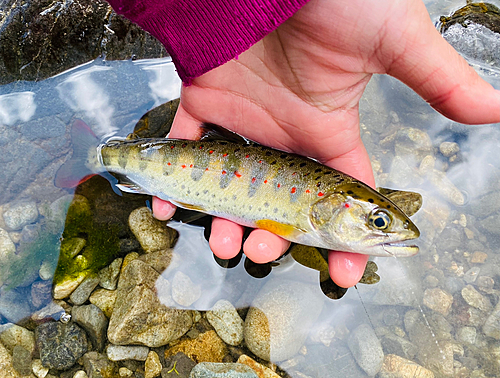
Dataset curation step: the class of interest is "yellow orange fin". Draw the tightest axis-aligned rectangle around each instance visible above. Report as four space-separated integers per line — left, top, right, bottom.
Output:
171 201 207 212
255 219 304 238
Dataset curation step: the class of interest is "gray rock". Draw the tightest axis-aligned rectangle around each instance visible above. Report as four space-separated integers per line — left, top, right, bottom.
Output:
347 323 384 376
483 301 500 339
244 279 324 362
108 259 192 347
31 280 53 309
206 300 244 346
394 127 433 163
107 345 149 361
189 362 258 378
380 333 418 360
461 285 492 312
172 271 202 307
477 276 495 294
12 345 31 376
35 322 88 370
81 351 118 378
72 304 108 351
456 326 477 345
439 142 459 157
463 267 481 284
0 287 32 323
423 288 453 316
98 258 122 290
2 200 38 230
70 275 100 305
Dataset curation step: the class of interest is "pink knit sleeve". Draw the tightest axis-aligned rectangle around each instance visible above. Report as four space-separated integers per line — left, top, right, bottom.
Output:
107 0 309 83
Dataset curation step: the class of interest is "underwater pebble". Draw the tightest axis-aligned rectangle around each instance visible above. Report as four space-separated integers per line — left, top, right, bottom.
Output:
53 271 88 300
379 354 434 378
39 260 56 280
423 288 453 315
207 300 244 346
427 169 465 206
72 304 108 351
244 279 324 362
145 351 162 378
461 285 492 312
2 200 38 231
477 276 495 294
237 354 281 378
189 362 258 378
73 371 88 378
89 288 117 318
0 324 35 355
98 257 122 290
32 358 49 378
439 142 459 157
81 351 117 378
165 330 227 363
380 334 418 361
119 367 134 377
107 345 149 361
172 271 202 307
31 280 53 309
483 301 500 339
456 326 477 345
463 267 481 284
0 342 22 378
70 275 100 305
0 227 15 259
128 207 177 253
471 251 488 263
347 323 384 376
35 322 88 370
0 288 32 323
12 345 32 376
31 301 66 322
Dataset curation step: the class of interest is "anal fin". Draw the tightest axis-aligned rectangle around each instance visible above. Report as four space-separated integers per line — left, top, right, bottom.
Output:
255 219 305 238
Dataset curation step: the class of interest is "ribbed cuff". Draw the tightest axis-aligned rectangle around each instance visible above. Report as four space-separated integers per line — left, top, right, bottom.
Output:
108 0 309 83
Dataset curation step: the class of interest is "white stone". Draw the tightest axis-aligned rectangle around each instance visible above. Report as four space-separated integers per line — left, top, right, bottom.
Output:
171 271 201 307
32 359 49 378
107 345 150 361
207 300 244 346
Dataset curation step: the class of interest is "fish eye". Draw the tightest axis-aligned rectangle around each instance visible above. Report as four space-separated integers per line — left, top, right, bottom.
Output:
368 210 391 231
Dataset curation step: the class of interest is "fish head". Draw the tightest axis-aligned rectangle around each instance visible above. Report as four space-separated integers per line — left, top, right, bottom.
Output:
309 183 420 256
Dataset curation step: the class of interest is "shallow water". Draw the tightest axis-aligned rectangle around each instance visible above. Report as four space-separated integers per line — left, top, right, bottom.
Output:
2 2 500 377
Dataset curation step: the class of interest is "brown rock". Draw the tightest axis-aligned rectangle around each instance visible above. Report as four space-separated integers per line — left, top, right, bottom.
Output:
471 251 488 264
379 354 434 378
237 355 280 378
423 288 453 316
164 331 227 363
128 208 177 253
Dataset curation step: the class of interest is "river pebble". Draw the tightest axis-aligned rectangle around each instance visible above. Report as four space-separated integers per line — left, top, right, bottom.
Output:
32 358 49 378
2 200 38 230
35 322 88 370
172 271 202 307
70 275 100 305
461 285 492 312
165 330 227 363
119 367 134 378
81 351 117 378
347 323 384 376
107 345 150 361
0 227 15 261
463 267 480 284
237 355 281 378
128 207 177 253
0 324 35 355
89 288 117 318
31 280 53 309
0 342 22 378
379 354 434 378
145 351 162 378
73 371 88 378
0 287 32 323
163 352 196 378
206 300 244 346
423 288 453 315
72 304 108 351
189 362 258 378
53 271 88 300
12 345 32 376
98 257 122 290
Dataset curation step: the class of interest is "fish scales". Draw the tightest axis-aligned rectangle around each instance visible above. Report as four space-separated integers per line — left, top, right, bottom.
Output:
100 138 351 230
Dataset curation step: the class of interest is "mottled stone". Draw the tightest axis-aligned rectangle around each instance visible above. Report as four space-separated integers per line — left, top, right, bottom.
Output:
461 285 492 312
171 271 201 307
35 322 88 370
89 289 117 318
439 142 459 158
0 324 36 354
107 345 149 362
31 280 53 309
128 207 177 253
12 345 32 376
165 331 226 363
138 248 174 274
108 259 192 347
53 271 89 300
189 363 258 378
145 351 162 378
347 323 384 376
2 201 38 230
72 305 108 351
119 367 133 378
162 352 196 378
237 355 280 378
206 300 244 346
244 279 324 362
423 288 453 316
456 326 476 345
98 258 122 290
73 371 88 378
0 227 15 261
81 351 117 378
70 275 100 305
471 251 488 264
379 354 434 378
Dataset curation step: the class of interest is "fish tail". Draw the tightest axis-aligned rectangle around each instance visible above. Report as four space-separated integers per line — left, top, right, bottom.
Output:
55 119 102 188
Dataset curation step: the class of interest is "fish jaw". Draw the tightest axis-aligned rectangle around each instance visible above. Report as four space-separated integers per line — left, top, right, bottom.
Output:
365 243 419 257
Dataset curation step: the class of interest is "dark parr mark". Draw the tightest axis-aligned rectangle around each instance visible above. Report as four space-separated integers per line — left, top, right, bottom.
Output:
300 162 306 167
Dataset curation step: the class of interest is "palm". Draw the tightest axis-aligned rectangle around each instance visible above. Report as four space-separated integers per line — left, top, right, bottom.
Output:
160 0 499 288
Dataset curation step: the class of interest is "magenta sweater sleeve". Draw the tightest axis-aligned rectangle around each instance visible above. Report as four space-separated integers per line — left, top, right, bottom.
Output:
107 0 309 83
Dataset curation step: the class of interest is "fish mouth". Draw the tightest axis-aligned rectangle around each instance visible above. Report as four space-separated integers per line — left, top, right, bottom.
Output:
377 242 419 257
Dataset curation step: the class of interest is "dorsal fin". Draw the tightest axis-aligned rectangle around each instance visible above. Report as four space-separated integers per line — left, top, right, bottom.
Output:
199 123 250 144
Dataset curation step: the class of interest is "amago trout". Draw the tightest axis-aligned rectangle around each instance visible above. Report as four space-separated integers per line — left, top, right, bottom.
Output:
56 120 420 256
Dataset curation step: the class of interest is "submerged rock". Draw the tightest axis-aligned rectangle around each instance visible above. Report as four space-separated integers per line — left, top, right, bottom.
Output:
128 207 178 253
0 324 35 355
189 362 258 378
72 304 109 352
379 354 434 378
2 200 38 230
206 300 244 346
347 323 384 376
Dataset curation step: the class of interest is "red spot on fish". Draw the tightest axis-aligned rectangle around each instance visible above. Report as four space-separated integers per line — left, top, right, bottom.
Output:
182 143 187 148
167 162 171 166
344 203 350 208
306 189 311 193
170 146 175 149
251 177 256 183
199 146 203 149
291 187 296 194
190 164 193 168
245 154 250 158
206 168 209 171
318 192 324 197
223 153 228 157
258 160 262 164
181 165 186 169
264 180 268 184
222 170 227 175
277 183 281 188
292 172 297 176
209 150 214 154
234 171 242 178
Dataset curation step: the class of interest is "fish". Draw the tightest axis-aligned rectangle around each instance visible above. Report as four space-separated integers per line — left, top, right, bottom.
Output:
56 119 420 257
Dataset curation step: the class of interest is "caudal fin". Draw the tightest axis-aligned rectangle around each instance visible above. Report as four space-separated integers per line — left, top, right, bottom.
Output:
55 119 101 188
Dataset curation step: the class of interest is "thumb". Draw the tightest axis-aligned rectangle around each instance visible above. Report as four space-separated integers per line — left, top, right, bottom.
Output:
384 2 500 124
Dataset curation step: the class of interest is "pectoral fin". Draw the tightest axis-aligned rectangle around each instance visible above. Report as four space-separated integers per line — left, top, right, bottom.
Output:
255 219 305 238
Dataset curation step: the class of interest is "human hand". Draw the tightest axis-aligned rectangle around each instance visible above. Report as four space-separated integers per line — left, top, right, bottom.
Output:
153 0 500 288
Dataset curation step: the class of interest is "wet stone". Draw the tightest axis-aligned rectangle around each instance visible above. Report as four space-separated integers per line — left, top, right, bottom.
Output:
72 304 108 351
2 201 38 230
119 367 134 378
119 238 141 254
0 342 22 378
73 371 88 378
53 272 88 300
145 351 162 378
0 227 16 260
461 285 492 312
380 333 418 361
456 326 477 345
379 354 434 378
89 289 117 318
423 288 453 316
237 355 281 378
98 258 122 290
81 351 118 378
31 280 53 309
483 301 500 339
162 352 196 378
172 271 202 307
165 330 227 364
107 345 149 362
471 251 488 264
206 300 244 346
0 324 35 354
70 275 100 305
32 358 50 378
347 323 384 377
128 207 178 253
35 322 88 370
12 345 31 376
189 362 258 378
439 142 459 157
477 276 495 294
463 267 481 284
0 287 32 323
